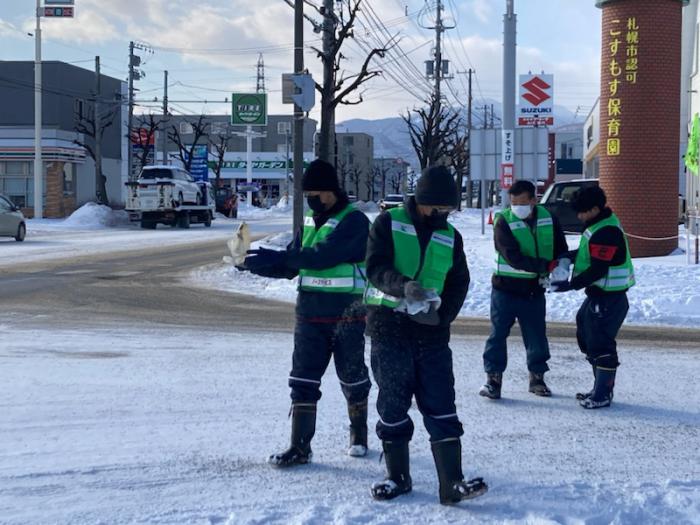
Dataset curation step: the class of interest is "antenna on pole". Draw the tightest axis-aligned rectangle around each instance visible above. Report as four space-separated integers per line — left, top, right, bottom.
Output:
256 53 266 93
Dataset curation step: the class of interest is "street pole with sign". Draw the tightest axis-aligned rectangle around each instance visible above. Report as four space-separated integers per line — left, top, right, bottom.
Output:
232 93 267 207
34 0 42 218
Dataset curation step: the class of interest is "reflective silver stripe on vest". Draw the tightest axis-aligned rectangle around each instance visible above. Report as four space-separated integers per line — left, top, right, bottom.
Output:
594 268 635 289
323 218 340 229
508 220 528 231
432 232 454 248
495 261 537 276
391 221 417 236
537 218 553 227
365 286 400 303
299 276 356 289
304 216 315 227
583 229 593 240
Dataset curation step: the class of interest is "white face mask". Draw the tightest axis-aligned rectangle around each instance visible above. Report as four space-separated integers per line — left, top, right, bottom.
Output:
511 204 533 219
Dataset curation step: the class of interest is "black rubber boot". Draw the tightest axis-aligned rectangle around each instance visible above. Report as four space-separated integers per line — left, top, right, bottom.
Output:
370 441 412 500
347 400 368 457
576 364 597 401
431 438 488 505
268 403 316 467
479 373 502 399
580 367 616 409
528 372 552 397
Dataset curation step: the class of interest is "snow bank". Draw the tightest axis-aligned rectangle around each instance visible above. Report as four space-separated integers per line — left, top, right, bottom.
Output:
60 202 131 229
190 208 700 328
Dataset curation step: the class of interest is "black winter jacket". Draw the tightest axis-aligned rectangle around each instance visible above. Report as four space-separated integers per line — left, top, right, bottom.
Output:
365 197 470 344
568 207 628 297
260 195 370 320
492 206 569 297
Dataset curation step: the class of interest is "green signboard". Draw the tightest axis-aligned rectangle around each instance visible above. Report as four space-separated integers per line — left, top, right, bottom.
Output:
207 160 310 170
231 93 268 126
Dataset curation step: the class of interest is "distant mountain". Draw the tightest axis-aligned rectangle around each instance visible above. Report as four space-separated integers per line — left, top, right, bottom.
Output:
337 100 581 167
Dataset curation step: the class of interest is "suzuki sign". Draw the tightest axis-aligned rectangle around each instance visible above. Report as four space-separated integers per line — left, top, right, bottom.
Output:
518 74 554 127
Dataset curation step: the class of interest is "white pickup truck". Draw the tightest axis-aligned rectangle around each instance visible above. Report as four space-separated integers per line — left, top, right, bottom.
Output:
125 165 215 229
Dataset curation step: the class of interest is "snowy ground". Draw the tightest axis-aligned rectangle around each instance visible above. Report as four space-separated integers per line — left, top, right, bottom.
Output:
0 203 292 269
1 325 698 524
190 209 700 329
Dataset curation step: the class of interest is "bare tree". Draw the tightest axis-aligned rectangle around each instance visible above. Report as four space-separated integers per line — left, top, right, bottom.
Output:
447 130 470 209
363 165 377 201
285 0 391 163
209 129 231 189
406 167 418 193
403 93 463 170
167 115 210 171
348 165 362 199
74 104 118 205
373 161 393 199
129 114 162 175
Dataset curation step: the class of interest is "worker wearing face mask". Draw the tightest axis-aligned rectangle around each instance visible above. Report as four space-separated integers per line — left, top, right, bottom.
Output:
480 180 568 400
364 166 487 505
244 159 371 467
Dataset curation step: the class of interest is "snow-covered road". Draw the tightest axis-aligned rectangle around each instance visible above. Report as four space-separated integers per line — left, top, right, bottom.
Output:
1 325 698 524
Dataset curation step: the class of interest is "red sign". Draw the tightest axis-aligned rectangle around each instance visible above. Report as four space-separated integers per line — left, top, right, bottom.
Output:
43 6 74 17
500 163 514 190
518 73 554 127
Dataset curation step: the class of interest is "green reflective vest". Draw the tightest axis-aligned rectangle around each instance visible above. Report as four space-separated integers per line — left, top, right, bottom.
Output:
573 213 635 292
364 207 455 308
298 204 367 294
493 206 554 279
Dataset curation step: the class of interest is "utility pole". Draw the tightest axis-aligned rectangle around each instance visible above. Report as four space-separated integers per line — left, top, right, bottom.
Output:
162 70 168 165
319 0 336 164
464 68 473 210
293 0 305 234
33 0 42 218
128 41 135 181
94 56 103 204
256 54 266 93
484 105 488 129
434 0 443 116
502 0 517 207
490 103 495 128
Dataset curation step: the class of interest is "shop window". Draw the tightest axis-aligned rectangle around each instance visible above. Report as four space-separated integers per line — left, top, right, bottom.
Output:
0 161 34 208
63 164 75 195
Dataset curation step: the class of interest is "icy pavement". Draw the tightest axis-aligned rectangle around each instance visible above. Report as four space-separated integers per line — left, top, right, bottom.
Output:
0 203 292 269
190 209 700 328
1 325 698 524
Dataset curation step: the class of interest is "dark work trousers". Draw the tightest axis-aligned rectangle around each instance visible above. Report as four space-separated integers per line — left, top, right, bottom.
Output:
483 288 551 374
289 319 371 405
371 336 464 442
576 293 629 369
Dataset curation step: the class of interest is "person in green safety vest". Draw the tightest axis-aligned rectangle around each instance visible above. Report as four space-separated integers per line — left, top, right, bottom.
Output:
243 159 372 466
365 166 487 505
480 180 568 400
551 185 635 409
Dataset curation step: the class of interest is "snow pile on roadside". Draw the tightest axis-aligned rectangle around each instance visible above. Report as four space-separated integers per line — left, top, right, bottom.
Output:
189 208 700 328
238 202 292 220
354 200 380 213
54 202 130 230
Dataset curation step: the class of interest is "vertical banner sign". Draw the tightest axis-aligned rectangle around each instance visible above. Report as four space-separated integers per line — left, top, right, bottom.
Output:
518 74 554 126
501 129 514 189
187 145 210 181
606 16 639 157
231 93 268 126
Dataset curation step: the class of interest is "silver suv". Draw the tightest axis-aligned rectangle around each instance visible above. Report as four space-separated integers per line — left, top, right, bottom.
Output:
0 194 26 242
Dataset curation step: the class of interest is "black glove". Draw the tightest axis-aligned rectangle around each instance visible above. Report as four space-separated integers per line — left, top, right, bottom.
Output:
244 247 287 272
551 280 573 292
409 303 440 326
404 280 429 302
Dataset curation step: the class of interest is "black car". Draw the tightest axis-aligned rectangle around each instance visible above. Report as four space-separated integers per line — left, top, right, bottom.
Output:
540 179 598 233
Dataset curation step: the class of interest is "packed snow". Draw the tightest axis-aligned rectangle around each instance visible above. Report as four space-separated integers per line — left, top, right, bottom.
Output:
0 324 698 524
0 202 292 269
190 208 700 329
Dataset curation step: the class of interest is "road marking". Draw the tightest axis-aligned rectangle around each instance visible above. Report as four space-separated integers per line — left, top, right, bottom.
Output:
107 271 143 277
54 269 97 275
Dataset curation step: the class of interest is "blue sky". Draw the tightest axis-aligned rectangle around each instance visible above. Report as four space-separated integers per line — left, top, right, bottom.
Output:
0 0 602 123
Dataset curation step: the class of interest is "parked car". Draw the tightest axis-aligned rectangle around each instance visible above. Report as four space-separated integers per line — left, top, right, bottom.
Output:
0 194 26 242
540 179 598 233
215 187 238 218
541 179 685 233
138 166 204 206
379 194 405 211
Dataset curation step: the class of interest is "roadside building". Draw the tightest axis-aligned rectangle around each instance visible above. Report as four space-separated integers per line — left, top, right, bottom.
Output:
0 61 127 217
335 132 374 201
155 114 316 205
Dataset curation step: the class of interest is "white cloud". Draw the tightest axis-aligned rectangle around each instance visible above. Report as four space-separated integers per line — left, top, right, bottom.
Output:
471 0 493 24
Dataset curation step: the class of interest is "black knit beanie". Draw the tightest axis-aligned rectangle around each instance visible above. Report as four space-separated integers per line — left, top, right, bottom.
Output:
415 166 459 207
302 159 341 192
